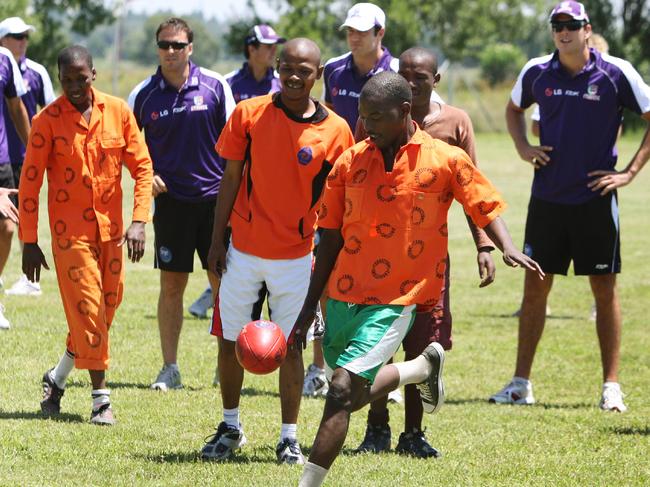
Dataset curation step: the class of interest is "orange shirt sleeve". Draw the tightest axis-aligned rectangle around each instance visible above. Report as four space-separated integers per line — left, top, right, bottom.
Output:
121 103 153 222
448 146 506 228
317 150 351 230
215 102 249 161
18 112 52 243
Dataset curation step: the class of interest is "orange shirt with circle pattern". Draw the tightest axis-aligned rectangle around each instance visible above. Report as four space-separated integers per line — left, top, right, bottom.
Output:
318 124 506 307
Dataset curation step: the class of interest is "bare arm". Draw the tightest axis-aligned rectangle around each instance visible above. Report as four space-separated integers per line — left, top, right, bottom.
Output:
6 96 30 146
588 113 650 194
506 100 552 168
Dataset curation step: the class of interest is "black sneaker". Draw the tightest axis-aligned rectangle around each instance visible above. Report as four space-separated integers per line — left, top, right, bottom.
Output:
396 429 441 459
201 421 247 461
417 342 445 414
276 437 305 464
41 369 64 416
353 423 391 454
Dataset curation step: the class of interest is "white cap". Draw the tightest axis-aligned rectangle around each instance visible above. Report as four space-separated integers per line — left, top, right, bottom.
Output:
340 3 386 32
0 17 36 38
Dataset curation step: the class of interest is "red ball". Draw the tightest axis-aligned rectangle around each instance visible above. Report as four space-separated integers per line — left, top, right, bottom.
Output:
235 320 287 375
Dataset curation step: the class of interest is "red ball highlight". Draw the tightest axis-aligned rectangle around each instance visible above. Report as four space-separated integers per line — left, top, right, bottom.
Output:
235 320 287 375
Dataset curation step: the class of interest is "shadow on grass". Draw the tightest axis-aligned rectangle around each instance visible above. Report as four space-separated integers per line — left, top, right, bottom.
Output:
609 426 650 436
444 397 487 406
0 409 84 423
481 313 578 320
537 401 593 410
240 387 280 398
139 450 277 464
65 381 206 391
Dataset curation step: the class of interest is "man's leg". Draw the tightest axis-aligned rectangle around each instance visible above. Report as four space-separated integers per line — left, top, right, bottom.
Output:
589 274 621 382
0 218 14 278
218 337 245 409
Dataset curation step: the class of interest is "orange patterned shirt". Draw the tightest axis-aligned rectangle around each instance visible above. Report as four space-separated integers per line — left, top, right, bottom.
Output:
19 88 153 244
318 125 506 306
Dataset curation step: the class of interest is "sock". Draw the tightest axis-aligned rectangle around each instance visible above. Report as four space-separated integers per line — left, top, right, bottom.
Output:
223 407 240 429
280 423 297 441
603 381 620 390
91 389 111 411
165 363 179 370
512 376 531 387
299 462 328 487
367 408 389 427
52 350 75 389
394 355 431 387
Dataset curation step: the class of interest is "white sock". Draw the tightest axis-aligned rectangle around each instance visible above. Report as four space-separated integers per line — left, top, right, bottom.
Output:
165 363 179 370
394 355 432 387
512 376 531 387
91 389 111 411
52 350 75 389
299 462 328 487
223 407 240 429
280 423 297 441
603 381 620 390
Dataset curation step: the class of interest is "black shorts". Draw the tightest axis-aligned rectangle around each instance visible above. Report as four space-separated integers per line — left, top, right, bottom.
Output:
153 193 216 272
523 193 621 276
0 163 17 208
11 163 22 189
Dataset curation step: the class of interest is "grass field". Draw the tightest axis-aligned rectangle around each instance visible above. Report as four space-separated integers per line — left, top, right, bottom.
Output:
1 133 649 486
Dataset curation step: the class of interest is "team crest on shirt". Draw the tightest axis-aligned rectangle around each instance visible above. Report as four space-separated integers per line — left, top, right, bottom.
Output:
191 95 208 111
583 84 600 101
297 147 313 165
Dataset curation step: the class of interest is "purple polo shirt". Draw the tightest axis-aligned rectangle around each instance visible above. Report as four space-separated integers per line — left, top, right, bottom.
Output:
323 47 399 130
225 62 281 103
129 62 235 202
512 49 650 204
0 47 27 165
2 56 55 164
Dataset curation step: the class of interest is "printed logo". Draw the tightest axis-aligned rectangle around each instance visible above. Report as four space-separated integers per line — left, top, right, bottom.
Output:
587 84 598 95
332 87 339 97
545 88 553 97
193 95 204 105
595 264 609 270
297 147 313 165
583 83 601 101
159 246 172 263
151 109 169 120
151 111 159 120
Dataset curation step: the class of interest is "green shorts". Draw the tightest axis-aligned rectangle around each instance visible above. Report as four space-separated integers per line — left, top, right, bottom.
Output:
323 298 416 384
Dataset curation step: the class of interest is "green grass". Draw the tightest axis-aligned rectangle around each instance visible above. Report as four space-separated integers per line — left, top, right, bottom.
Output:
1 133 649 485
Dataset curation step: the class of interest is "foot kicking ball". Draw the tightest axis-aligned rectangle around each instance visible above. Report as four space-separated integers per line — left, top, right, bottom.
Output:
235 320 287 374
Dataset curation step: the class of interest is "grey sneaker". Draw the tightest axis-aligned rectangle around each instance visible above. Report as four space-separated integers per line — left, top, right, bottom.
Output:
276 437 305 464
417 342 445 414
201 421 247 461
353 423 391 454
395 429 441 458
41 369 64 415
302 364 328 397
150 364 183 391
189 287 213 319
90 404 116 426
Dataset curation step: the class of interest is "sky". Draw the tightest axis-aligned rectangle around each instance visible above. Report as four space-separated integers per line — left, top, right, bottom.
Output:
123 0 279 21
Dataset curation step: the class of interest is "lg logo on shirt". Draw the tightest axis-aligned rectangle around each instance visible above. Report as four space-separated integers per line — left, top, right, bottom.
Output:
151 109 169 120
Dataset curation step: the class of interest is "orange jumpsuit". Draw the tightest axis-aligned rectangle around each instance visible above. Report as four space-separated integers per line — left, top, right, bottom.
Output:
19 87 153 370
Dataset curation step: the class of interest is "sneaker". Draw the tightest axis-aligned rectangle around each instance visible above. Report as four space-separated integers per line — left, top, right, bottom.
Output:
213 365 220 387
41 369 65 415
201 421 247 460
417 342 445 414
90 404 116 425
353 423 391 454
489 379 535 405
5 275 42 296
302 363 328 397
395 429 441 459
150 364 183 391
599 383 627 412
0 304 10 329
189 287 213 319
276 437 305 464
388 388 403 404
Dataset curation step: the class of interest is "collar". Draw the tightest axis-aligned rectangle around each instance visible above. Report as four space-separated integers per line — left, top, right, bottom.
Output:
345 47 393 78
550 48 598 77
366 122 426 151
242 62 276 82
272 92 328 124
155 61 201 91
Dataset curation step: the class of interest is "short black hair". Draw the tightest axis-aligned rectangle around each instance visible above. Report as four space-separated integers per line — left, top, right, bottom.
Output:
156 17 193 43
400 47 438 75
360 71 412 106
57 45 93 72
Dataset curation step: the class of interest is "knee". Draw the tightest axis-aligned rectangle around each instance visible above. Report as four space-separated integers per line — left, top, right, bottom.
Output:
591 276 617 302
325 374 353 411
523 274 553 301
0 219 14 238
218 338 237 358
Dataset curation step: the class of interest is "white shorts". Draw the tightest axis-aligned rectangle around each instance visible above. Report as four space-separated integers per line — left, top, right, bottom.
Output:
210 245 312 342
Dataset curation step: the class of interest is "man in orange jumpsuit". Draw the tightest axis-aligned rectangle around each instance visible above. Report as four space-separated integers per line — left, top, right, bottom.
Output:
18 45 153 425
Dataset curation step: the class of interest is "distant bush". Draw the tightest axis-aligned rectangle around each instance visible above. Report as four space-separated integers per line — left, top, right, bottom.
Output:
479 43 526 87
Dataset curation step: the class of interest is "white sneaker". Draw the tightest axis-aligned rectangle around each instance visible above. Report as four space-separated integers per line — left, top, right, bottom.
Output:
388 388 403 404
5 275 42 296
489 379 535 405
0 304 10 329
600 383 627 412
150 364 183 391
302 364 328 397
189 287 213 319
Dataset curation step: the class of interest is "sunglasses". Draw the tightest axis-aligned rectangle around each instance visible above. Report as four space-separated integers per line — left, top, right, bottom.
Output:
551 20 586 32
7 33 29 40
157 40 189 51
